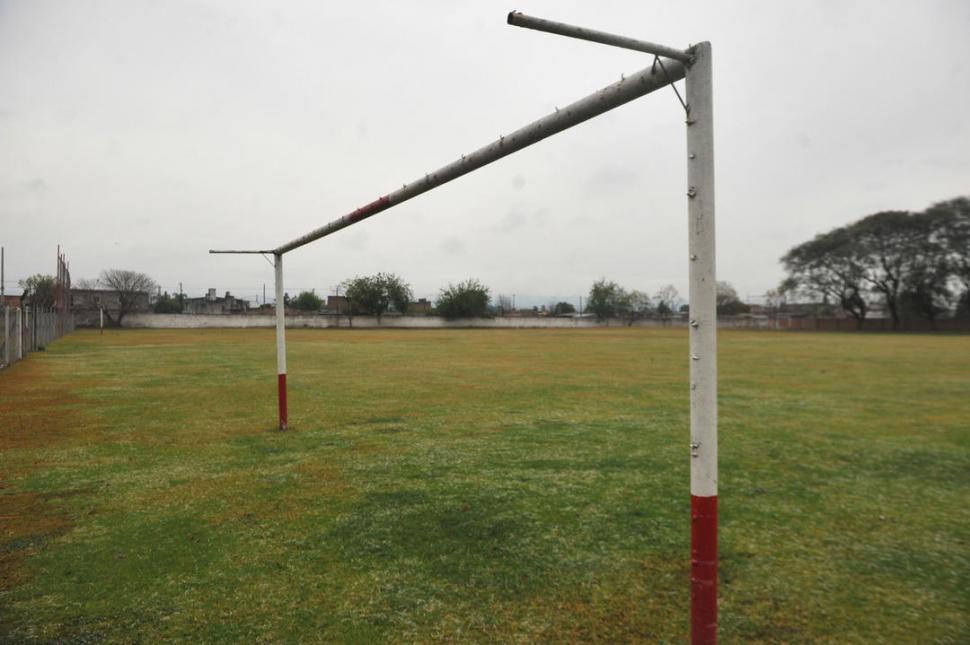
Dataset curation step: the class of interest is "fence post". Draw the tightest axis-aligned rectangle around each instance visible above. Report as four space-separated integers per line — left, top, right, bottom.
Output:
16 307 22 360
3 306 8 365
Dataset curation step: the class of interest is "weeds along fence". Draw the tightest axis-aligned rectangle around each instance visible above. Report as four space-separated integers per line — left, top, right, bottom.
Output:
0 305 75 370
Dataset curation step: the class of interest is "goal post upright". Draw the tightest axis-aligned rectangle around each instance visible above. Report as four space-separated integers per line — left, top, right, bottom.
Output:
686 40 718 645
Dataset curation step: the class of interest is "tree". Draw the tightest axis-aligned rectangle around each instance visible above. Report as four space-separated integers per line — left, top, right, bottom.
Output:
99 269 155 326
551 301 576 315
654 284 680 317
497 295 514 315
716 281 750 316
293 290 323 312
623 289 651 325
436 279 490 319
925 196 970 317
153 292 182 313
897 211 953 324
587 279 628 321
780 227 869 328
342 273 412 321
852 210 926 330
18 274 56 308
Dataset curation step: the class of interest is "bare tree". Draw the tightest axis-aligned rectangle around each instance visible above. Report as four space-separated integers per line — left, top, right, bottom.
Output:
653 284 680 318
99 269 155 326
497 295 513 315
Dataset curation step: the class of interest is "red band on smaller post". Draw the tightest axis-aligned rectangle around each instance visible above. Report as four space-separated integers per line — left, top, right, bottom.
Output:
277 373 288 431
691 494 717 644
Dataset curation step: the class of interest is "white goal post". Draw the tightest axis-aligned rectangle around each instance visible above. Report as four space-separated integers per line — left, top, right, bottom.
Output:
211 12 718 644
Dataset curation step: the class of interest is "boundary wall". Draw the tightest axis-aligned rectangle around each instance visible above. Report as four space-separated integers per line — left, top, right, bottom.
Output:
119 314 775 330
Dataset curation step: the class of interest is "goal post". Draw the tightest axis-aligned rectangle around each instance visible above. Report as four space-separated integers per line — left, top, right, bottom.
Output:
211 12 718 643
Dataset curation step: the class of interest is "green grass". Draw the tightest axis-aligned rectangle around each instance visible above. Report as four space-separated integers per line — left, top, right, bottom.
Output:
1 328 968 642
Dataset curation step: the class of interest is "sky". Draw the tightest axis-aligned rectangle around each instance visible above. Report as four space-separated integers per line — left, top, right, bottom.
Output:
1 0 968 308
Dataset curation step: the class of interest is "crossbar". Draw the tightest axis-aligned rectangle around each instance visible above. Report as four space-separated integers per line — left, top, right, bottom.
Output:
273 58 685 255
507 11 693 63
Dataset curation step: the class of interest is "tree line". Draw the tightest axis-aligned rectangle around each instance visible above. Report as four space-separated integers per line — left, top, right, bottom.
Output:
292 274 492 321
583 279 748 323
780 196 969 329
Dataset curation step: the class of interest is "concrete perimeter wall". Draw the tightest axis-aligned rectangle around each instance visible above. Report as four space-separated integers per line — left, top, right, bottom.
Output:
120 313 777 330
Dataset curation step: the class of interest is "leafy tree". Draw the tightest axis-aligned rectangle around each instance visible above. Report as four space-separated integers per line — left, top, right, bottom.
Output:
716 281 750 315
153 292 182 313
587 279 628 321
897 212 953 324
780 227 869 328
18 274 56 308
342 273 412 321
852 210 925 330
99 269 155 326
925 196 970 317
623 289 651 325
551 301 576 315
436 279 490 319
654 284 680 317
293 290 323 312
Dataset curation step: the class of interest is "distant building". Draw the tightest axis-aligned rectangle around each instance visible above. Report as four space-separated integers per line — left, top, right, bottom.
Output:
326 295 349 314
183 289 250 315
0 295 23 309
71 288 151 326
409 298 432 315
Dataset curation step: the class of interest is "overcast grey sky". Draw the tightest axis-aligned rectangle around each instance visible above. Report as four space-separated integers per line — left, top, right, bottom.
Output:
2 0 968 307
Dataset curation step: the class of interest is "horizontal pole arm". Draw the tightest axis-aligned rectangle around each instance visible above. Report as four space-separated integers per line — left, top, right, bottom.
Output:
507 11 692 63
209 249 274 254
274 57 685 254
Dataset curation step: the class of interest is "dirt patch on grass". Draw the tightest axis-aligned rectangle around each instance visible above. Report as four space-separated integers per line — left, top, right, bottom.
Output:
0 489 74 590
0 359 103 453
0 360 101 591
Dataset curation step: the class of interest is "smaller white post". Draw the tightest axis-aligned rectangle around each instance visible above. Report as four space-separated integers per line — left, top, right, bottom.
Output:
274 253 288 430
100 307 104 336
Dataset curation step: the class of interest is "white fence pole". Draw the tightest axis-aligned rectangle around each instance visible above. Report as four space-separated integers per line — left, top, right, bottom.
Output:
3 306 8 365
15 307 23 360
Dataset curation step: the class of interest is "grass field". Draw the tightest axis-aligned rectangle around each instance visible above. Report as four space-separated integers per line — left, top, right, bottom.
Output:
1 328 968 642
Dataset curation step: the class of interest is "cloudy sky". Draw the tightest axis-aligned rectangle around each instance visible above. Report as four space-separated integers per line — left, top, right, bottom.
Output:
1 0 968 307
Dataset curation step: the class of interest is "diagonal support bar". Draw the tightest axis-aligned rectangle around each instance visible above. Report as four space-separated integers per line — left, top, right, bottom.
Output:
272 58 685 255
507 10 692 63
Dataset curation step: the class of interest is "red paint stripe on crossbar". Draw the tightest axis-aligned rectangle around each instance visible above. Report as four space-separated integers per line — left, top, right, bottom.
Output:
347 195 391 224
278 373 288 431
691 494 717 644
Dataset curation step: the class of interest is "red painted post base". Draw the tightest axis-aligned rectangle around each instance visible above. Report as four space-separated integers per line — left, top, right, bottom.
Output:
277 373 288 430
691 494 718 644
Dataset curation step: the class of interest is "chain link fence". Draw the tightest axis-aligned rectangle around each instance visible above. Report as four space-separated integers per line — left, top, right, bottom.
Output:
1 305 75 370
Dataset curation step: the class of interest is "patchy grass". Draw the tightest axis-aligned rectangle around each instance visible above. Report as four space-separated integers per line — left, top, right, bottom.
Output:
0 328 967 642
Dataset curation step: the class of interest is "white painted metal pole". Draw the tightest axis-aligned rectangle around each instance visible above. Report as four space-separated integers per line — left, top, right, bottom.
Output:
686 41 718 645
272 58 685 255
15 307 22 360
274 253 288 430
100 307 104 336
507 11 692 62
